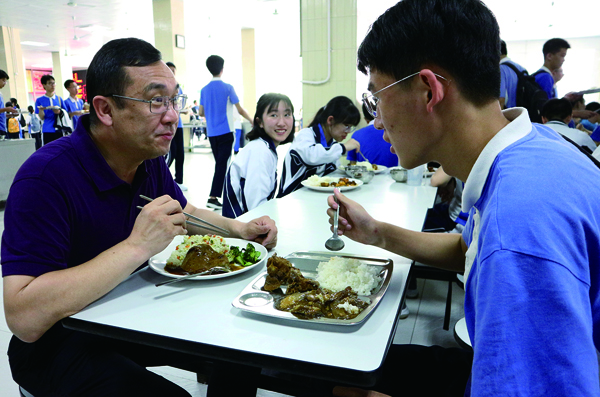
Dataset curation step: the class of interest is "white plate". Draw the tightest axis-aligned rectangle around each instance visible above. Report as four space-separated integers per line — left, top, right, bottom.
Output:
339 165 388 174
301 178 363 192
149 236 268 280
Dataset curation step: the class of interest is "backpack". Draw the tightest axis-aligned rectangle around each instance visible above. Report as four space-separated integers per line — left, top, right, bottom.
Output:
7 117 19 133
53 98 73 136
502 62 548 123
19 113 26 127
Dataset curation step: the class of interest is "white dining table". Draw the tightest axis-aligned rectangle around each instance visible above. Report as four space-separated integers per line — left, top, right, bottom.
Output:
62 170 437 387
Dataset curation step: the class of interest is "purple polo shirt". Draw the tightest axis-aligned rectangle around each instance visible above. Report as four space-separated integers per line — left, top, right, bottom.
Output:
1 114 187 277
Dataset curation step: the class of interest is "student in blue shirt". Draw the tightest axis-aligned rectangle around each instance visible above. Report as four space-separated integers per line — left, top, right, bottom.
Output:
326 1 600 396
63 79 84 129
346 103 398 168
499 40 526 109
199 55 253 210
534 38 570 99
34 75 67 146
166 62 189 191
0 69 18 138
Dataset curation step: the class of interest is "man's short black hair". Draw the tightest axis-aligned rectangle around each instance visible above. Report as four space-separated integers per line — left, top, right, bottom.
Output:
585 102 600 112
86 38 162 125
543 38 570 57
5 101 12 107
0 69 8 80
357 0 501 105
41 75 55 85
206 55 224 76
542 98 572 122
64 79 75 89
166 62 176 69
500 40 508 56
362 102 374 123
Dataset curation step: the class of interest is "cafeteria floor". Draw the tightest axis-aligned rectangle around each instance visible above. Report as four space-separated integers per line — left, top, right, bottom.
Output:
0 144 466 396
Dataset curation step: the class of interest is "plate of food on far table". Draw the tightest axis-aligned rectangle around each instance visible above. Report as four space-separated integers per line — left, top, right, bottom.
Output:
301 175 363 192
149 234 267 280
340 161 387 174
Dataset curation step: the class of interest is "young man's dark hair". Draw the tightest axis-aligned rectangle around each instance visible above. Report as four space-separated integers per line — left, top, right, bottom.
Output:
357 0 501 105
361 102 374 123
165 61 176 69
585 101 600 112
206 55 224 76
541 98 572 122
543 38 571 57
500 40 508 56
64 79 75 89
86 37 162 125
40 75 55 85
0 69 9 80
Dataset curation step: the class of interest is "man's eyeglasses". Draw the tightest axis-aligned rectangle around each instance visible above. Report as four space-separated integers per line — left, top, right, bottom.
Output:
362 72 449 118
109 94 188 114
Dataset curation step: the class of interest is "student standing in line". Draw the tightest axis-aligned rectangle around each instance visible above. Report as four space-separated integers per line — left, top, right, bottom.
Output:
223 93 295 218
35 75 67 146
27 105 42 150
5 101 22 139
166 61 188 191
199 55 253 210
534 38 570 100
63 79 84 130
278 96 361 197
326 0 600 395
0 70 18 139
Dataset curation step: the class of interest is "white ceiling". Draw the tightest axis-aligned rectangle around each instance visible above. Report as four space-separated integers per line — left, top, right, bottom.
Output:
1 0 599 70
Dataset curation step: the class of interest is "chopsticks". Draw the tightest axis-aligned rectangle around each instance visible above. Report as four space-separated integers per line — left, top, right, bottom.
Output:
358 150 370 163
138 195 230 235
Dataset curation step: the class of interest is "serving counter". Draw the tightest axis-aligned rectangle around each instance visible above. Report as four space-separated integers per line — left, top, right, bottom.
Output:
0 139 35 201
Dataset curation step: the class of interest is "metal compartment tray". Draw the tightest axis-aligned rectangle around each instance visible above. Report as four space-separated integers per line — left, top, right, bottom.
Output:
231 251 393 325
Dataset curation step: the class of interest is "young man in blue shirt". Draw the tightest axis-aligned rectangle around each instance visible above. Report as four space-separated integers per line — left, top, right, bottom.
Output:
499 40 526 109
199 55 252 209
327 0 600 395
534 38 570 100
63 79 84 129
34 74 68 146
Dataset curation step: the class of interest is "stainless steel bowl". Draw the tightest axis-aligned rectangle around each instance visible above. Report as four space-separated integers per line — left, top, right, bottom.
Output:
346 168 375 184
345 165 367 178
389 167 408 182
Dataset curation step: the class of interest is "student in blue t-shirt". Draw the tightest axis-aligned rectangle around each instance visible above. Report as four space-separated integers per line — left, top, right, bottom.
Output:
199 55 253 210
63 79 84 130
534 38 570 100
0 69 19 138
499 40 526 109
166 62 189 191
346 103 398 168
34 74 67 146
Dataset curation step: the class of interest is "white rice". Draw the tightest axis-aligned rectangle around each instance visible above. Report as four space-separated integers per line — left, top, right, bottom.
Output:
335 301 360 314
166 235 229 267
304 175 339 187
355 161 375 171
316 257 382 295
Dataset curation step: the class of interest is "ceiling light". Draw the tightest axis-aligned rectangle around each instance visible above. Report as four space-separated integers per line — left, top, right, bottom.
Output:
21 41 50 47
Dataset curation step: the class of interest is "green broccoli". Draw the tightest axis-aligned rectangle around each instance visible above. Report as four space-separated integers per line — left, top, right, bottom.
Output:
227 244 262 267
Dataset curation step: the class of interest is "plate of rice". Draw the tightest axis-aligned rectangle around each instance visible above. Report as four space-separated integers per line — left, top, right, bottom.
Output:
149 235 268 280
301 175 363 192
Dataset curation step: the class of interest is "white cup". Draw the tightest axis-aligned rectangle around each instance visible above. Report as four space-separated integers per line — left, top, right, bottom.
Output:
406 165 424 186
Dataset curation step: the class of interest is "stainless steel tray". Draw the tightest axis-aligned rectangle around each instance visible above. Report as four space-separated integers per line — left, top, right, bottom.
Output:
231 251 393 325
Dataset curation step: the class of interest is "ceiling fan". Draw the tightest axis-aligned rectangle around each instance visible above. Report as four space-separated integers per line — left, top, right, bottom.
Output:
71 16 92 41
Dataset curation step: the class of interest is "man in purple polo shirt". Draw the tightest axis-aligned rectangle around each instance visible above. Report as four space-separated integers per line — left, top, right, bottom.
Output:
1 38 277 396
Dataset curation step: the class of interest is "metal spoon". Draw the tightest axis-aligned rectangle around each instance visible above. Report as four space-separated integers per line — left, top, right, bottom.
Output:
155 266 231 287
325 197 345 251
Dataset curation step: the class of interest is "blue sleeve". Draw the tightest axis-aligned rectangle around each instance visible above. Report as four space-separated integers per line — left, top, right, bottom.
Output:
499 65 508 99
535 72 554 99
34 98 41 115
468 250 599 396
64 100 74 113
59 97 68 111
229 85 240 105
590 124 600 142
346 149 358 162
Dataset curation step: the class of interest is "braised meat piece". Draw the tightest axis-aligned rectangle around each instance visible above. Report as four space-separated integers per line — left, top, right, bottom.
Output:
165 244 229 275
275 289 326 319
275 286 368 320
264 254 297 291
286 277 320 294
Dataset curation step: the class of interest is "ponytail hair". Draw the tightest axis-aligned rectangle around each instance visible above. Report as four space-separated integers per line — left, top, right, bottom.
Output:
246 93 295 144
308 96 360 129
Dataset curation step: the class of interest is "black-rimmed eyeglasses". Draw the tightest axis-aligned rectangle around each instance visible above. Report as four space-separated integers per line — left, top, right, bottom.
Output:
362 72 449 118
108 94 188 114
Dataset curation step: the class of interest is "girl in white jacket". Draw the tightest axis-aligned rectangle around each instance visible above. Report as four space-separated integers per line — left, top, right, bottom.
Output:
222 93 295 218
278 96 361 197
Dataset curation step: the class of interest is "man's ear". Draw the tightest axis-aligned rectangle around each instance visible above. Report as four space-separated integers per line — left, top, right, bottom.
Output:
419 69 446 113
93 96 114 126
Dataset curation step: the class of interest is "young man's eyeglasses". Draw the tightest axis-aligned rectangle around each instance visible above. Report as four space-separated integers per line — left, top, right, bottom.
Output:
362 72 449 118
108 94 188 114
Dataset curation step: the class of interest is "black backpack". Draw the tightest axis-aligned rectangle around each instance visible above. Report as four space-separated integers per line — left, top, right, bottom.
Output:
502 62 548 123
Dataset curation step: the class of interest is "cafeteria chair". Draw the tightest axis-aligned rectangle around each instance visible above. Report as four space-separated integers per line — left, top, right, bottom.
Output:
453 317 472 351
